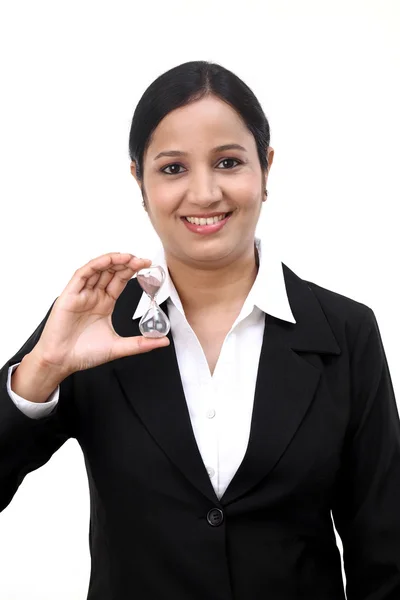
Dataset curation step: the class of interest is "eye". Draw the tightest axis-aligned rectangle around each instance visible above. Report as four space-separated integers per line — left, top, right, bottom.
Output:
161 163 184 175
216 158 241 170
160 157 242 175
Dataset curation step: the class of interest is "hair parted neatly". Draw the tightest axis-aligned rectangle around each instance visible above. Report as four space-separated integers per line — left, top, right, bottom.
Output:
128 60 271 184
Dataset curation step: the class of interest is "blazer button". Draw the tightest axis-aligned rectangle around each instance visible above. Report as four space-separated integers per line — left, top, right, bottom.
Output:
207 508 224 526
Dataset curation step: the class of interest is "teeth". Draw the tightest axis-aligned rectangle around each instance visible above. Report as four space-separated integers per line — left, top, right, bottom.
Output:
185 213 227 225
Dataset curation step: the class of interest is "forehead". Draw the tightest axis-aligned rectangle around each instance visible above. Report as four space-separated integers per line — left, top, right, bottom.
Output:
146 95 254 154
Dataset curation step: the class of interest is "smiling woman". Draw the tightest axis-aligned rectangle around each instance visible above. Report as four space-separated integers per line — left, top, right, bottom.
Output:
128 62 273 277
1 60 400 600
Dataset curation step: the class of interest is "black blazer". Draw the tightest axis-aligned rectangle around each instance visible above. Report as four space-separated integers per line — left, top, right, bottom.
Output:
1 263 400 600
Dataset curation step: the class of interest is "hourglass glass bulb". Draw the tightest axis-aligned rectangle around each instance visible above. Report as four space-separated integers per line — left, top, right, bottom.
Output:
138 300 170 338
137 266 165 298
136 265 171 338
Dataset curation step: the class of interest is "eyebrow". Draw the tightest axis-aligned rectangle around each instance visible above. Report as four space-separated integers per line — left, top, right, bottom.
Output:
153 144 247 161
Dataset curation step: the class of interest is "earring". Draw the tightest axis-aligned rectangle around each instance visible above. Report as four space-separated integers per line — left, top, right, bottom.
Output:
263 189 268 202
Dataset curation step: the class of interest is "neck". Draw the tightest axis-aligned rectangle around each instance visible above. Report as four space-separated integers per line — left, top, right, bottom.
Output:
165 243 259 316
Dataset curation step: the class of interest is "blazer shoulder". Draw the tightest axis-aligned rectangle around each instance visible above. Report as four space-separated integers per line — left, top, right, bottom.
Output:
307 278 370 317
283 263 374 343
308 277 376 347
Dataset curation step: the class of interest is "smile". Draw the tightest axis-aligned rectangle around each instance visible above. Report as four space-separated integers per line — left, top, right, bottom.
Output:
181 212 234 235
184 213 229 225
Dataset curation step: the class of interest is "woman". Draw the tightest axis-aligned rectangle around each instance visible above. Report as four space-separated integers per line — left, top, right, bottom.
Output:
1 61 400 599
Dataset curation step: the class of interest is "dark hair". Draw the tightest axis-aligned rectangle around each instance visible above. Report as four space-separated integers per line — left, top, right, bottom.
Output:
128 60 271 183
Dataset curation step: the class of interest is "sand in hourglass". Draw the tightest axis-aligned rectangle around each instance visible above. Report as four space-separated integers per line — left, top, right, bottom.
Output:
139 275 161 298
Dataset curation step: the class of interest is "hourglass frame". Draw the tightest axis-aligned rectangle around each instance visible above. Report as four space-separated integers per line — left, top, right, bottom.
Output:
136 265 171 338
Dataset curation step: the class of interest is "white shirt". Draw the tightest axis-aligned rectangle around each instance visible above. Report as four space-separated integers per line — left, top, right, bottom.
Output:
7 237 296 500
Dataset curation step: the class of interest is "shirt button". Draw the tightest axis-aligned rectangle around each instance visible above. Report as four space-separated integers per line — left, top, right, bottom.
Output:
206 408 216 419
207 508 224 527
206 466 215 478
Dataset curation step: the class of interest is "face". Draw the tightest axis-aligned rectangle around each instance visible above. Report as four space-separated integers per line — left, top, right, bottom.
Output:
131 94 274 268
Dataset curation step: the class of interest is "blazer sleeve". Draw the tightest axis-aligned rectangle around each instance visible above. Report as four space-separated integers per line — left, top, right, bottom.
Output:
0 299 77 513
332 307 400 600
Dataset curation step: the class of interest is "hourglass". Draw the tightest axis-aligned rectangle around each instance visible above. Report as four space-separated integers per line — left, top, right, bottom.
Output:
136 265 171 338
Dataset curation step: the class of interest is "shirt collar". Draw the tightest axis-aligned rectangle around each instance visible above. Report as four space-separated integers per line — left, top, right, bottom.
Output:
132 237 296 324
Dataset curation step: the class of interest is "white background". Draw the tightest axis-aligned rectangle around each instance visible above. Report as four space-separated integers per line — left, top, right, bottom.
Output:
0 0 399 597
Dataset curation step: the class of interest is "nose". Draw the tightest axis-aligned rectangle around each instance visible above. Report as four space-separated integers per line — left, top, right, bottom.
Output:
187 172 223 206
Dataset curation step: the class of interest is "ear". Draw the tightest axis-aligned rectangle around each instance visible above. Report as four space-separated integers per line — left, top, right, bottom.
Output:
130 161 149 213
130 161 142 190
266 146 274 174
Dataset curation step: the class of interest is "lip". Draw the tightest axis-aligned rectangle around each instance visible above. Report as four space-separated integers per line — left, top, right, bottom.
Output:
181 211 233 235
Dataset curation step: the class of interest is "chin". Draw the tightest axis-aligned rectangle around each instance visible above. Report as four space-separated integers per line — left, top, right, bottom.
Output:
185 243 239 264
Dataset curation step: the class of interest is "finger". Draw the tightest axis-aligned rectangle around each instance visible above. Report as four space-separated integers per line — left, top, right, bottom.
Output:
95 268 117 291
85 269 103 289
85 262 142 290
66 253 132 295
65 254 151 295
105 261 148 300
111 335 170 361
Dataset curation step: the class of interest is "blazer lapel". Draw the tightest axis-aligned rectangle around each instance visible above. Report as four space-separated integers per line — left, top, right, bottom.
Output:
112 286 221 504
220 265 341 505
112 265 341 507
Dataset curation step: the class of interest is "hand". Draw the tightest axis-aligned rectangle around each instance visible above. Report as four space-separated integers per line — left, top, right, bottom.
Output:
30 253 170 378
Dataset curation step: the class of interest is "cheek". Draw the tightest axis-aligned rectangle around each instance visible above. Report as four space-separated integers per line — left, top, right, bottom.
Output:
147 200 178 227
236 189 263 212
231 176 262 204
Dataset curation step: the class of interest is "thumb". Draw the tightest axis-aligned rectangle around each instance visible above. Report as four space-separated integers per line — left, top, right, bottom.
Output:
111 334 170 360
